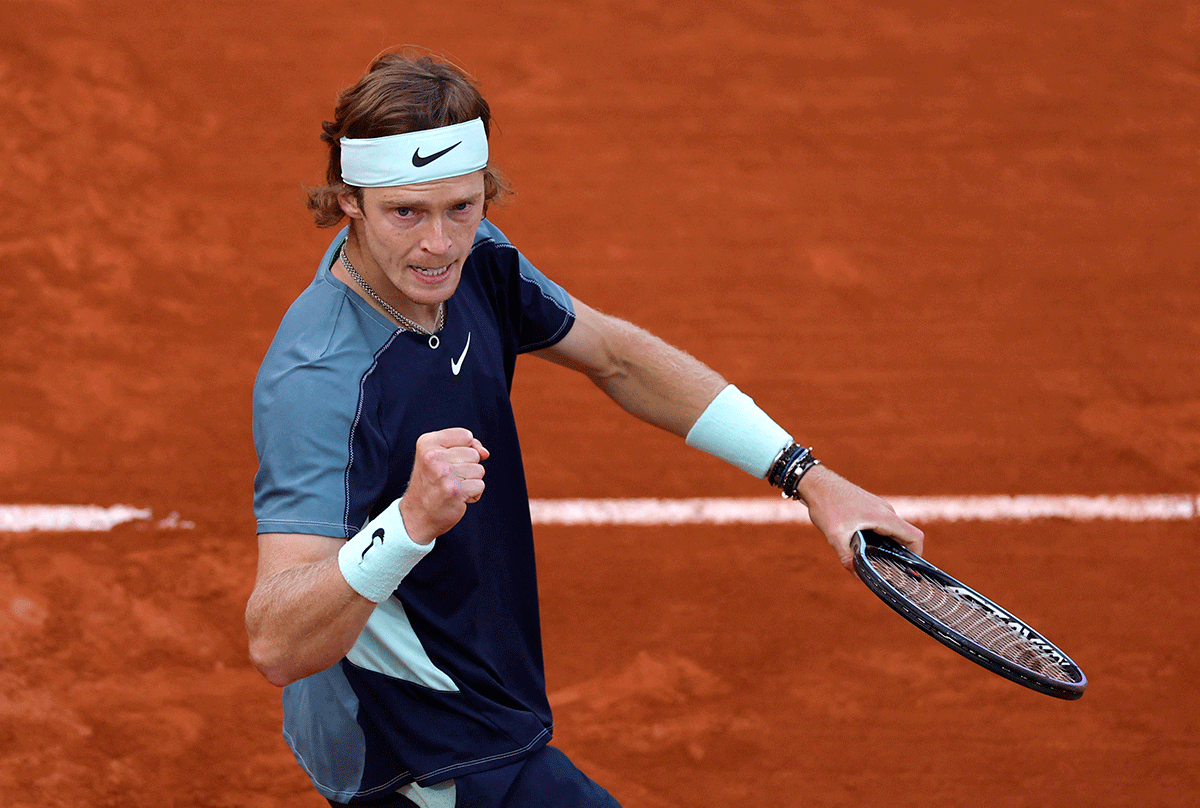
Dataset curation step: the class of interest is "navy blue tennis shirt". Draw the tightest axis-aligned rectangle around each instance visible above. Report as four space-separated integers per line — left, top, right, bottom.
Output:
252 221 576 802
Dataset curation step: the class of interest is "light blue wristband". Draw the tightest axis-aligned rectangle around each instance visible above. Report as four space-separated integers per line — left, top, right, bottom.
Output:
685 385 793 479
337 500 434 603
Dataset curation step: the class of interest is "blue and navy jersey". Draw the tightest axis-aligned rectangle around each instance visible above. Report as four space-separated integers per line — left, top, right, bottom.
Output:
252 220 575 802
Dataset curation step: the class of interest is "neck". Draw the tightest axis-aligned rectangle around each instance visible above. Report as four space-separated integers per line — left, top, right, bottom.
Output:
338 234 442 333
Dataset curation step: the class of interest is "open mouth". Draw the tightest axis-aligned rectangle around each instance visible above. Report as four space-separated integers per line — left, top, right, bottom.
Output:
412 264 452 279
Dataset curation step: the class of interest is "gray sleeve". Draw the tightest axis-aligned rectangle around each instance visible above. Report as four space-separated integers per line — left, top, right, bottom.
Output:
252 289 375 538
253 358 358 538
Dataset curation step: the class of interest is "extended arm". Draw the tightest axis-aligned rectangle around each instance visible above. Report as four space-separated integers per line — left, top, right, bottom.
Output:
534 297 923 568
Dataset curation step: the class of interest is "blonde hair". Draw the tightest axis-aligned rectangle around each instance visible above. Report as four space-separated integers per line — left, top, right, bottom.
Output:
306 51 510 227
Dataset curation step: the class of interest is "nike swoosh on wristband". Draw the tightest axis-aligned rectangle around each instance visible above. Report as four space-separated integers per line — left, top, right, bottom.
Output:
451 332 471 376
412 141 463 167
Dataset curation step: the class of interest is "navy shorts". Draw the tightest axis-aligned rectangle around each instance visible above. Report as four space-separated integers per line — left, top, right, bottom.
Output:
326 745 622 808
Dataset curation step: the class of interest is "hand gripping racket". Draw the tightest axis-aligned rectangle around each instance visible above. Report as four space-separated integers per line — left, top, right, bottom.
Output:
852 530 1087 700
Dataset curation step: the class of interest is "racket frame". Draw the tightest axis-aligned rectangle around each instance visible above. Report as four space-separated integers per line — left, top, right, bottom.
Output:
852 530 1087 700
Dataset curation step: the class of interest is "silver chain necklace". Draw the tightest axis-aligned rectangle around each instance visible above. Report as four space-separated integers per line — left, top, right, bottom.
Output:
340 245 443 349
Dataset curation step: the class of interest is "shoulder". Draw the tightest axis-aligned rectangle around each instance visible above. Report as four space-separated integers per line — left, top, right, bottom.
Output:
466 219 523 277
468 220 569 303
471 218 516 253
261 228 396 366
254 275 399 428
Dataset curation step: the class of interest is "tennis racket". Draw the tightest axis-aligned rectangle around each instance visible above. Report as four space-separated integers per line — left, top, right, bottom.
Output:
851 529 1087 700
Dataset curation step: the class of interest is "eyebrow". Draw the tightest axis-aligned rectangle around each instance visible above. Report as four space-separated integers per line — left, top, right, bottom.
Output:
377 190 484 209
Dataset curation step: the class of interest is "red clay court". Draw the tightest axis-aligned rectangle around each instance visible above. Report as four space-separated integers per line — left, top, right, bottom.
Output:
1 1 1197 806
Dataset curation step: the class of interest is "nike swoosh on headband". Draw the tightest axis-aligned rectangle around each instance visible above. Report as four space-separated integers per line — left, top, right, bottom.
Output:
340 119 487 187
412 141 463 168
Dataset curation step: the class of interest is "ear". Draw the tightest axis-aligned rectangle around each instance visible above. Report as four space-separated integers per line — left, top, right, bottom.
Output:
338 190 364 220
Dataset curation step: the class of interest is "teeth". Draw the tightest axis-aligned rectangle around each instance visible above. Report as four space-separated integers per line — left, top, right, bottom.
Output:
413 265 450 277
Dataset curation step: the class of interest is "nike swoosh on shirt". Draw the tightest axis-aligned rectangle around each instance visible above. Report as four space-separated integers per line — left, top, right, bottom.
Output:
412 141 463 167
451 332 471 376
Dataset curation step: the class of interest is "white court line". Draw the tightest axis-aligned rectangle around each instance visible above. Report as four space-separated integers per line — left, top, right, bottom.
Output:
2 495 1198 532
0 505 152 532
527 495 1200 525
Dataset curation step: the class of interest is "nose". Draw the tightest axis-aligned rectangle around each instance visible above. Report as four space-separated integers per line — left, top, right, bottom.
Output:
420 215 453 255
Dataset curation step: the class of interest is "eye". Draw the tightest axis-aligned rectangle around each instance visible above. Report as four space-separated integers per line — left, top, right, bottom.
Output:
452 197 484 217
394 207 413 218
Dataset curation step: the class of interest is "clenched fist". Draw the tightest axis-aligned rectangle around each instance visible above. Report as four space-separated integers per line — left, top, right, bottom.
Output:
398 428 490 545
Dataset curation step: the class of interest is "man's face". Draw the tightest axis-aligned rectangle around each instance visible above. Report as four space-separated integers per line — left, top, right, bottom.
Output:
342 170 487 314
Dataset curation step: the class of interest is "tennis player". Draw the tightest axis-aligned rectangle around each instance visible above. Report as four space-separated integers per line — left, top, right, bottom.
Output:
247 51 923 808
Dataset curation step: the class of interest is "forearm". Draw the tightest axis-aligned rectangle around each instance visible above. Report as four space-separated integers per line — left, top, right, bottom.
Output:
245 553 377 687
591 352 726 438
685 387 925 569
246 449 473 687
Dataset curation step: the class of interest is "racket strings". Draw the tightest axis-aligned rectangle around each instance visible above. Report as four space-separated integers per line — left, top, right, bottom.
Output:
872 556 1074 682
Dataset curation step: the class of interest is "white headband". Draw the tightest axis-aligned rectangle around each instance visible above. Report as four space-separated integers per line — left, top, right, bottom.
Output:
339 118 488 187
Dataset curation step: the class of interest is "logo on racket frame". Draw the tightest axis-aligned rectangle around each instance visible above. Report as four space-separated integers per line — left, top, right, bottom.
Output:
943 583 1074 670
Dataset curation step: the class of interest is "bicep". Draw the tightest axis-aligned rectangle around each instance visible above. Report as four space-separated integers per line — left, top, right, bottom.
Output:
530 295 726 437
530 296 620 379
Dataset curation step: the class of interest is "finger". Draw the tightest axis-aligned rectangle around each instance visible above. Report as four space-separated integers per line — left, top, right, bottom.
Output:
862 520 925 556
441 446 487 465
884 521 925 556
426 430 489 462
452 462 486 482
427 427 480 449
821 530 856 574
836 544 856 574
458 478 485 503
904 528 925 556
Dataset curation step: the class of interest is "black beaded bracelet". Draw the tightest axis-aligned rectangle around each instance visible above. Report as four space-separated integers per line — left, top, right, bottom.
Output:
768 443 806 487
769 442 821 500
